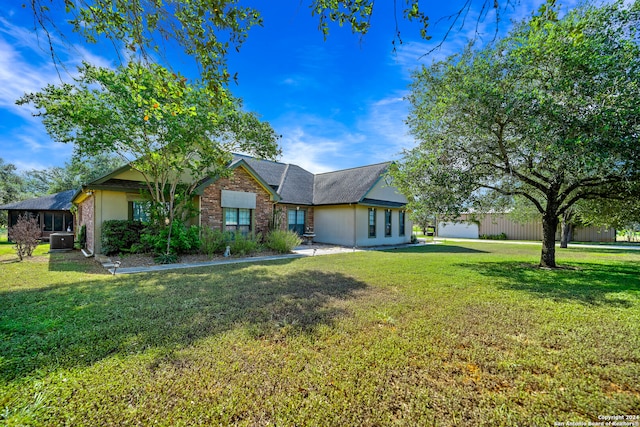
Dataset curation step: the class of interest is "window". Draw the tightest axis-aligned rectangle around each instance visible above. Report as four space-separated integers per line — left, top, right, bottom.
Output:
385 209 392 237
128 201 151 223
288 209 306 235
399 211 406 236
43 212 54 231
368 208 376 238
43 212 72 232
225 208 252 235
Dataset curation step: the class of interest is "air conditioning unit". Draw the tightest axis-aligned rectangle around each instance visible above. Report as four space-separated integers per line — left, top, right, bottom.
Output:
50 233 75 250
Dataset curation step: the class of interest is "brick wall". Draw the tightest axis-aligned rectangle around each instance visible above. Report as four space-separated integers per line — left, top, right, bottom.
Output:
77 195 94 252
277 204 315 232
200 167 274 236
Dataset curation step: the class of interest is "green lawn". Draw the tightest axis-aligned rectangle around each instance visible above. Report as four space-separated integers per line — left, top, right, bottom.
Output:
0 228 50 258
1 243 639 426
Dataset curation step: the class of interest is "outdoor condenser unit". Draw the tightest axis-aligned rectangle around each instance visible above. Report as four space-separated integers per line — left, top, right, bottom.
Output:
50 233 75 250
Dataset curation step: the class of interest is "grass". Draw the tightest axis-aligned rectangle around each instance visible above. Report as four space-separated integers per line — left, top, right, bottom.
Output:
0 229 50 259
1 242 639 426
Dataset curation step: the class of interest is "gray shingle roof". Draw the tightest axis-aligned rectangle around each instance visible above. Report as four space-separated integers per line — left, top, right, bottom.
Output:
233 154 315 205
0 189 76 211
232 155 392 206
313 162 391 205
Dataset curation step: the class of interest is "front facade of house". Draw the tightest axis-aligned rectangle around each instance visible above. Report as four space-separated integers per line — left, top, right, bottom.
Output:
73 155 412 254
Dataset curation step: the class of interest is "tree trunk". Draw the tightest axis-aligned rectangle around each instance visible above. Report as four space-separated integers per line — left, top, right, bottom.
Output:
540 214 559 268
560 217 573 248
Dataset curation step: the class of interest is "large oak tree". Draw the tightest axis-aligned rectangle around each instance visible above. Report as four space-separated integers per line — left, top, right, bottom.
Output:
391 0 640 268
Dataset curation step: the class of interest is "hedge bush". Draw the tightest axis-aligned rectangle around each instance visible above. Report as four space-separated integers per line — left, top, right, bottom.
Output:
479 232 507 240
101 220 145 255
141 221 200 256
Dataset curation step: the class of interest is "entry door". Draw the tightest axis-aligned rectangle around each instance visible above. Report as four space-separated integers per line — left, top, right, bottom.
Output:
288 209 305 235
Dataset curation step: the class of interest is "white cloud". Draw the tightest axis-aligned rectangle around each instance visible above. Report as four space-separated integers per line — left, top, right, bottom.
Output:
0 37 60 118
0 16 114 170
357 94 414 161
271 93 416 173
278 127 346 173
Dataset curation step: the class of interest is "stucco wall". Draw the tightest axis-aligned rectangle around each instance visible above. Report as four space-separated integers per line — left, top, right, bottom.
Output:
364 178 408 203
200 166 274 236
314 205 356 246
315 205 411 247
92 190 131 254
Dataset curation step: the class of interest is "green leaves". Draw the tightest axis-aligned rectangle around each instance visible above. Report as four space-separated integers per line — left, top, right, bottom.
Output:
394 0 640 266
31 0 263 91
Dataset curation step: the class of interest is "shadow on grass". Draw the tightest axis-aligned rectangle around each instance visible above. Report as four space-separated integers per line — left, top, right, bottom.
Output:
389 244 489 254
563 246 640 255
0 263 367 382
47 250 105 274
457 260 640 306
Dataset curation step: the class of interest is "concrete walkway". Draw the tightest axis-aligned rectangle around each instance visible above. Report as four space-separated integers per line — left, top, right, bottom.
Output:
101 244 368 275
97 239 638 275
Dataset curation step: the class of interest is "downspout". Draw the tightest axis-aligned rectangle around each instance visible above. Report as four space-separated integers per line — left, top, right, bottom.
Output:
353 204 357 248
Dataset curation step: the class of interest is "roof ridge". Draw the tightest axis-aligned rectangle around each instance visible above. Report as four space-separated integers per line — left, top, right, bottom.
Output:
277 163 290 195
314 161 391 176
233 153 290 167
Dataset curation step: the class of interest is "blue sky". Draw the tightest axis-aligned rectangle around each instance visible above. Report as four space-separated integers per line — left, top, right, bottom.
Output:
0 1 570 174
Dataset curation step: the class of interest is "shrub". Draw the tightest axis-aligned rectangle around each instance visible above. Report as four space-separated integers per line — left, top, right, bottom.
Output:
141 221 200 256
200 228 233 256
101 220 146 255
76 224 87 249
154 253 178 264
9 214 40 260
229 232 260 256
264 230 302 254
479 232 507 240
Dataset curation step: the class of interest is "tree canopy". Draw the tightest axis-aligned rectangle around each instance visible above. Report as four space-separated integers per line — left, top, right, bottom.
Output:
21 153 126 196
391 0 640 267
18 62 280 255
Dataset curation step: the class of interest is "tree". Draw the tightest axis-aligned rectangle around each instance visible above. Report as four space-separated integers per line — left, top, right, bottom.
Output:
9 214 41 260
0 159 24 204
391 0 640 268
574 195 640 240
22 153 126 196
0 159 26 228
18 61 280 257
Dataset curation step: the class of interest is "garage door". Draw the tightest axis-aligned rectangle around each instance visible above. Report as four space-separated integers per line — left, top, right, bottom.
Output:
437 221 479 238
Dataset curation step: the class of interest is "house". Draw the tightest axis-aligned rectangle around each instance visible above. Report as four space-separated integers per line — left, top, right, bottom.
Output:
0 189 76 241
73 155 412 254
438 213 616 242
